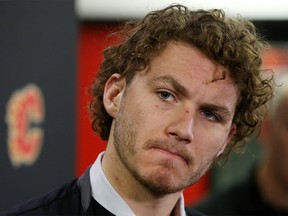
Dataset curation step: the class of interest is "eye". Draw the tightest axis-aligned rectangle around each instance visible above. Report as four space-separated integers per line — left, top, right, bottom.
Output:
158 91 176 102
201 110 220 122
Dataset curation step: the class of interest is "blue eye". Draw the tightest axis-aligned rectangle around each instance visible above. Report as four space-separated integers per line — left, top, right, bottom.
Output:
158 91 175 102
202 110 219 122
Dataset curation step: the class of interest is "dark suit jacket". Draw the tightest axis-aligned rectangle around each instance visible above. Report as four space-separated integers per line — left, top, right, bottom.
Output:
1 167 203 216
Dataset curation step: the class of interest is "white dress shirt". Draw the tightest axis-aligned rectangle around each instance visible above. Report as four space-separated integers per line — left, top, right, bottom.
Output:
89 151 186 216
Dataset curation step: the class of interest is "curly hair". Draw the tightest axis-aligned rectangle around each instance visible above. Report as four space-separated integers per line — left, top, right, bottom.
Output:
89 4 274 164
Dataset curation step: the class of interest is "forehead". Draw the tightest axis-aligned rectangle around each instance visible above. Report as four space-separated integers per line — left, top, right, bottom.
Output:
145 42 237 90
146 42 232 83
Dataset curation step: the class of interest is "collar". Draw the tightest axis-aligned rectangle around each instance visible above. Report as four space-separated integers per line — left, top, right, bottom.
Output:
90 152 135 216
79 151 186 216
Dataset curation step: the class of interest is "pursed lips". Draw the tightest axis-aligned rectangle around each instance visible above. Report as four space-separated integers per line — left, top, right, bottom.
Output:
151 147 189 165
143 138 192 166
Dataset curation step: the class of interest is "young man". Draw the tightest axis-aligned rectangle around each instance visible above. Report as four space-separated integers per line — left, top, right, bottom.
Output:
1 4 274 216
194 72 288 215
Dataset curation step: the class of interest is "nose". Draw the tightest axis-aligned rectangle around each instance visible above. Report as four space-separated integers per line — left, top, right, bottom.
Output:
166 112 194 144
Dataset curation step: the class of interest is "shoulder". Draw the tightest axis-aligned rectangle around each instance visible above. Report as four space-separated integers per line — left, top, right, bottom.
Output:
1 178 81 216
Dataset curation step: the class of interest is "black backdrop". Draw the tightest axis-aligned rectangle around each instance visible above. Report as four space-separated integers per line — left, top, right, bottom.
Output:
0 0 77 211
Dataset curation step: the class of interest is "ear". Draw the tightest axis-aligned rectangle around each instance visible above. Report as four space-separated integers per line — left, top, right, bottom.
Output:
103 73 125 118
216 123 237 157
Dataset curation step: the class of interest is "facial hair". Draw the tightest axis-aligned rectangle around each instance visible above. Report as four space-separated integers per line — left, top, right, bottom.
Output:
113 99 215 195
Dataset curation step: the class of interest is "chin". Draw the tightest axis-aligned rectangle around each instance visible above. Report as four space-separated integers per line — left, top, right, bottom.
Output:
138 168 191 195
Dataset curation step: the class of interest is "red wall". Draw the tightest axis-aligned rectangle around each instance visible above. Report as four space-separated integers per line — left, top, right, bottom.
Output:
76 22 209 205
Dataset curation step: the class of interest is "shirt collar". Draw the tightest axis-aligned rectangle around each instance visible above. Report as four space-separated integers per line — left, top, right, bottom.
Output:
90 151 186 216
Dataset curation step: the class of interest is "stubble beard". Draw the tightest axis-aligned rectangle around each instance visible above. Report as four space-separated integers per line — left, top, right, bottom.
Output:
113 102 214 195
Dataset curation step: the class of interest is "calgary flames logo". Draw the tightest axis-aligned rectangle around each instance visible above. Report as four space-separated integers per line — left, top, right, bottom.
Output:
6 84 45 168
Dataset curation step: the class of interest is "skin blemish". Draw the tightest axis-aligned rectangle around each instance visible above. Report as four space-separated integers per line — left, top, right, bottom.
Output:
114 176 122 187
185 109 190 114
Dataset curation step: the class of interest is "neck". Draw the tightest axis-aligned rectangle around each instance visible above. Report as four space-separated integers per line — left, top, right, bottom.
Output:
257 156 288 210
102 141 182 216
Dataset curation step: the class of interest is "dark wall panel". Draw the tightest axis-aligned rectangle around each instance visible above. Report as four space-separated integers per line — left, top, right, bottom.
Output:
0 0 77 211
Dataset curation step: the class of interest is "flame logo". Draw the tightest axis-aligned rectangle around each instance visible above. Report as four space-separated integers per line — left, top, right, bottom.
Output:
6 84 45 168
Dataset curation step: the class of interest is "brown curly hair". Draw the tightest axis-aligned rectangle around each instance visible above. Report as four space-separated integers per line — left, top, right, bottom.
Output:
89 4 274 164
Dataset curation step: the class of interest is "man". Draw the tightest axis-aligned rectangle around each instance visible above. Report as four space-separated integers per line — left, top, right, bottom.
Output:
194 72 288 215
1 4 274 216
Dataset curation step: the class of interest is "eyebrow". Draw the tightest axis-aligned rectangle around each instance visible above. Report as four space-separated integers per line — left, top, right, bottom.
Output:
149 75 189 97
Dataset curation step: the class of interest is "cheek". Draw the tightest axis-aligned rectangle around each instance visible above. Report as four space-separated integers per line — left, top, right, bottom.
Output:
193 127 229 156
125 101 163 138
194 140 220 157
191 134 222 154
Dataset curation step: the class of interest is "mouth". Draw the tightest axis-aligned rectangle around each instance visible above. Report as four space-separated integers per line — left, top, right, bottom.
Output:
144 138 192 166
151 147 189 165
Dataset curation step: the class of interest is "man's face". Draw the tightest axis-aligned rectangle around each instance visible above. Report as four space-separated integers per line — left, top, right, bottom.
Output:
110 42 238 195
